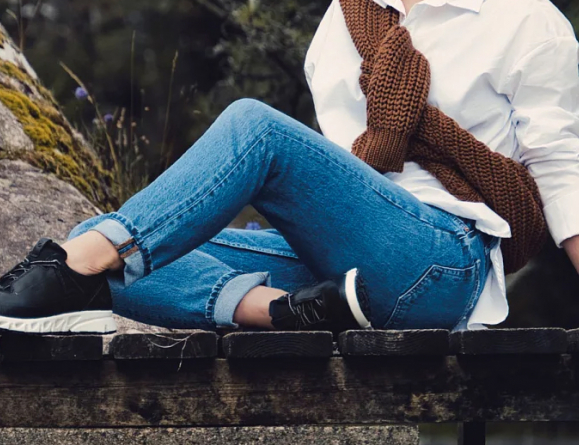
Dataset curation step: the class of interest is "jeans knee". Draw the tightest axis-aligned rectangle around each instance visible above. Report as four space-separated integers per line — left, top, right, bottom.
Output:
222 98 274 129
226 98 266 114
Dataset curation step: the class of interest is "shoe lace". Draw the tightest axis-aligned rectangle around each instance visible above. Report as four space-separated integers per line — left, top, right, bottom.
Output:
289 297 326 329
0 258 59 290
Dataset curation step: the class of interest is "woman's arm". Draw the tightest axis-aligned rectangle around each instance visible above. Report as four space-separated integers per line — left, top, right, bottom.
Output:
563 235 579 274
505 34 579 260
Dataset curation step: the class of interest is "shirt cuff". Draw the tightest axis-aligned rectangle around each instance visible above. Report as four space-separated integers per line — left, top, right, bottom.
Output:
543 189 579 247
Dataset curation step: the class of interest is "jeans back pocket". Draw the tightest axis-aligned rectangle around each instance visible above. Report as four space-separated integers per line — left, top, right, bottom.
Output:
383 262 480 330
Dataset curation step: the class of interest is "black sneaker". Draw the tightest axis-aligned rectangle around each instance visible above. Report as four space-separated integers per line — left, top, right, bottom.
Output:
0 238 117 334
268 268 373 333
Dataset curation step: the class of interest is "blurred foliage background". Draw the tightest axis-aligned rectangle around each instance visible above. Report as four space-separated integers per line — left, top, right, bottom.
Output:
0 0 330 187
0 0 576 188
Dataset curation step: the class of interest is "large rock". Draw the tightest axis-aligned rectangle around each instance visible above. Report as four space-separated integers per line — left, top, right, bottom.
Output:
0 159 175 335
0 22 157 334
0 159 99 271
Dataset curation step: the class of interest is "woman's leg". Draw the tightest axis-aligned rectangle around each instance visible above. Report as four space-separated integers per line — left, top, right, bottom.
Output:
66 98 490 329
68 220 316 330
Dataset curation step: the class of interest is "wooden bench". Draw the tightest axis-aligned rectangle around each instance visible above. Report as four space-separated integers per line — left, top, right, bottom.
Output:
0 327 577 444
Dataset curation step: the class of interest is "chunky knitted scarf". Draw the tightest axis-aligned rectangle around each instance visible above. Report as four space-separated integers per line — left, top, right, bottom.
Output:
339 0 547 274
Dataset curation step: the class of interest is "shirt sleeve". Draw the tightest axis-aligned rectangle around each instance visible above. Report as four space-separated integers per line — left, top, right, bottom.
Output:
507 36 579 247
304 0 336 91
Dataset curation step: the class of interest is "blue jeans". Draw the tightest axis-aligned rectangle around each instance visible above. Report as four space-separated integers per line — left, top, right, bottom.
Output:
68 98 495 331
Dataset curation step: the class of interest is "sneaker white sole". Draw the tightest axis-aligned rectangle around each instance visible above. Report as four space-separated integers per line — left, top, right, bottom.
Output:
344 268 372 329
0 310 117 334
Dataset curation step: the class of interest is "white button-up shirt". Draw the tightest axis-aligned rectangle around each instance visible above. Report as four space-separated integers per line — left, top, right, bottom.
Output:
304 0 579 329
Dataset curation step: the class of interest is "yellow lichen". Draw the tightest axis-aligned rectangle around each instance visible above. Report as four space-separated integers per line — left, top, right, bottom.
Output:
0 60 117 210
0 85 117 211
0 61 31 85
0 61 59 106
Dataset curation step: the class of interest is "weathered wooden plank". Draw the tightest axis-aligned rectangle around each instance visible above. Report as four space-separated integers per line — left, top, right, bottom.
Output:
339 330 449 356
565 329 579 353
110 332 218 359
0 355 577 426
0 425 419 445
450 328 567 355
0 334 102 361
457 422 486 445
222 331 333 358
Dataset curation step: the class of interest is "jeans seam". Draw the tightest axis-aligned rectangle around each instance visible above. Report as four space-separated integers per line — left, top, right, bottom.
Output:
208 238 300 259
143 127 275 242
205 270 245 326
441 211 473 237
383 264 435 328
267 127 458 234
454 259 483 329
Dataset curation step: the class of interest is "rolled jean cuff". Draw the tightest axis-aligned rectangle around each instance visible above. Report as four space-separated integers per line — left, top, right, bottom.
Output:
88 215 148 288
212 271 272 329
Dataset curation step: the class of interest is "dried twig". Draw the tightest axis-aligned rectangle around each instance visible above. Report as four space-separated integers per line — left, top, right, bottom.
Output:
161 50 179 169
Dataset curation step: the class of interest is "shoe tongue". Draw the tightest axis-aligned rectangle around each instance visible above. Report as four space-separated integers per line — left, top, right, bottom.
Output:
28 238 67 261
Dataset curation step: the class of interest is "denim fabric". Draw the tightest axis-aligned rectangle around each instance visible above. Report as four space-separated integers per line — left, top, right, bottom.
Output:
68 98 494 331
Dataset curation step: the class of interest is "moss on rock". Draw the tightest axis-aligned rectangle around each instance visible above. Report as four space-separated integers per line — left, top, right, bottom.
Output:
0 61 117 211
0 61 59 107
0 61 31 85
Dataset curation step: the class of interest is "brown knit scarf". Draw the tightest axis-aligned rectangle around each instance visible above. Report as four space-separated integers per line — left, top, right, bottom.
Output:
339 0 547 274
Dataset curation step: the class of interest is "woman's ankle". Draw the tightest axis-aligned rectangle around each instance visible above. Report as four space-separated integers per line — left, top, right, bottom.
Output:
62 231 124 276
233 286 287 329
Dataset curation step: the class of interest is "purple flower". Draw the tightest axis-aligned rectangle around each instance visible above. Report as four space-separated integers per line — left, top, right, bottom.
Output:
245 221 261 230
104 113 114 123
75 87 88 100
